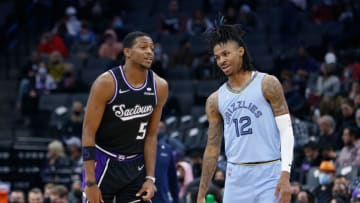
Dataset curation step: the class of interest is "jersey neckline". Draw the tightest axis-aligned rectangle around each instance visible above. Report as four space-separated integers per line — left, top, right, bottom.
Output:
225 71 258 94
119 65 149 91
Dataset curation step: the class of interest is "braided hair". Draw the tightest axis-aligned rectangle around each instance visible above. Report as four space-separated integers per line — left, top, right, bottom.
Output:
203 21 255 71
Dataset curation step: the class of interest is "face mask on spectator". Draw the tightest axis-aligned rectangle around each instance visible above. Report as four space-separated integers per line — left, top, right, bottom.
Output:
213 179 225 188
319 173 331 185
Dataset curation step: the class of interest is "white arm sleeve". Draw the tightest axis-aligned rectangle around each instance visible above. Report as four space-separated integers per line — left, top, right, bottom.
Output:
275 113 294 173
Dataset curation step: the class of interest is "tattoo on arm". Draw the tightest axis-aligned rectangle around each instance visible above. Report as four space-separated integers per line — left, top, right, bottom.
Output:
262 75 289 116
199 93 223 196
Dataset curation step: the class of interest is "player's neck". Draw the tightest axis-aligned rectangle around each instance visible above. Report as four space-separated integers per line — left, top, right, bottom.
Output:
122 62 148 88
227 70 253 90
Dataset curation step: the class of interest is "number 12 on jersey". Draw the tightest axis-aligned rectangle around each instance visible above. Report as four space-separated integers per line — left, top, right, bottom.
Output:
232 116 252 137
136 122 148 140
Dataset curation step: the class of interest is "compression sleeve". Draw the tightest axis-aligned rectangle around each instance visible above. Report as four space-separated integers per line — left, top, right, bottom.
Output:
275 113 294 173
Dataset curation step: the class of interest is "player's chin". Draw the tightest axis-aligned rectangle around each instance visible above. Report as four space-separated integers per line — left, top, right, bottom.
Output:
140 63 152 69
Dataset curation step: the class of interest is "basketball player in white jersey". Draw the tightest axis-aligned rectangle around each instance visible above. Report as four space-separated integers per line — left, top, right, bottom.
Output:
197 23 294 203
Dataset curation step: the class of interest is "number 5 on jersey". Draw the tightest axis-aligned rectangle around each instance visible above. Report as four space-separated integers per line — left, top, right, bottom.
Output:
136 122 148 140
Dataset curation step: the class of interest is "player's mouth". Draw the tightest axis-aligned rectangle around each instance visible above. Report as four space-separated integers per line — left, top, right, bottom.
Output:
221 65 231 73
144 57 153 64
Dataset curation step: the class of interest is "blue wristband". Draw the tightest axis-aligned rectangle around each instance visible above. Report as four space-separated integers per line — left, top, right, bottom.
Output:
83 146 96 161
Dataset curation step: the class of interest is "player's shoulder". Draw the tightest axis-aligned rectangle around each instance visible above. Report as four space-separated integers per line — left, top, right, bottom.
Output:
152 72 169 104
153 72 168 89
262 74 281 86
261 74 284 99
206 90 219 107
92 71 114 89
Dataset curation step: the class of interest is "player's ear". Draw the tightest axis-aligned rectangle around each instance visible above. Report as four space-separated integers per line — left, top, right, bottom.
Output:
124 48 131 58
238 46 244 57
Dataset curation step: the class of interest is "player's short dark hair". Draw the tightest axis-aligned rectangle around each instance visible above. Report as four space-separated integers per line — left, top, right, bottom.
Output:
203 23 255 71
123 31 151 48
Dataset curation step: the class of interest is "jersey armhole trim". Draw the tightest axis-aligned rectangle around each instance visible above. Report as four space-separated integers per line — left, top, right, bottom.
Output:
153 73 158 105
107 69 118 104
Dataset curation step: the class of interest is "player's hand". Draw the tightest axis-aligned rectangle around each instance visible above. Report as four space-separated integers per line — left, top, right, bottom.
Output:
274 172 291 203
85 184 104 203
136 179 157 201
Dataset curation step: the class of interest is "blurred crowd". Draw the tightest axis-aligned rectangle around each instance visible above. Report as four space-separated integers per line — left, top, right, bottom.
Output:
1 0 360 203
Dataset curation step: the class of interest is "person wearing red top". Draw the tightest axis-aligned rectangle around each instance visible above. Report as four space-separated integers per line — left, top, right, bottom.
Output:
38 32 69 58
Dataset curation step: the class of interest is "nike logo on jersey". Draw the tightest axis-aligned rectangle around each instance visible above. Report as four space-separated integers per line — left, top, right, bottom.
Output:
112 104 153 121
137 164 144 171
119 89 130 94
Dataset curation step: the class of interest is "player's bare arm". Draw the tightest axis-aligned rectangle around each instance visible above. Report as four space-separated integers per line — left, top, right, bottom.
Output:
262 75 289 116
136 74 168 201
82 72 114 203
197 91 223 203
262 75 293 203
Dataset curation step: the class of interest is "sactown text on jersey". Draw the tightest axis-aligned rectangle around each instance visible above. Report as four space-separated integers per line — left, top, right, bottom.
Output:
112 104 153 121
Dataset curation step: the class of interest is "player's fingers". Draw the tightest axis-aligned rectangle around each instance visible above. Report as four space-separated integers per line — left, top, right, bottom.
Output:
99 191 104 203
136 187 145 197
142 188 153 200
274 185 280 198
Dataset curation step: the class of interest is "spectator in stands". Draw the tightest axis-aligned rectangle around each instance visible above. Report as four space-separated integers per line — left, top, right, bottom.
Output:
98 29 123 61
176 161 194 199
238 4 258 31
224 6 239 25
68 181 81 203
158 121 185 157
47 51 66 84
16 67 39 126
292 46 319 86
336 126 360 167
57 63 87 93
349 80 360 101
212 168 225 192
153 128 180 203
151 42 169 78
65 136 82 179
186 9 213 36
71 21 97 60
331 176 351 202
41 140 72 187
321 144 337 161
311 0 338 24
313 161 336 203
315 63 340 98
43 183 55 203
63 7 81 38
62 101 84 139
158 0 186 35
296 190 314 203
50 185 68 203
302 141 322 169
38 32 69 58
28 188 44 203
317 115 340 151
194 53 214 80
169 38 194 68
339 98 356 131
9 190 25 203
35 63 57 94
20 50 41 79
291 114 311 148
111 15 128 40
